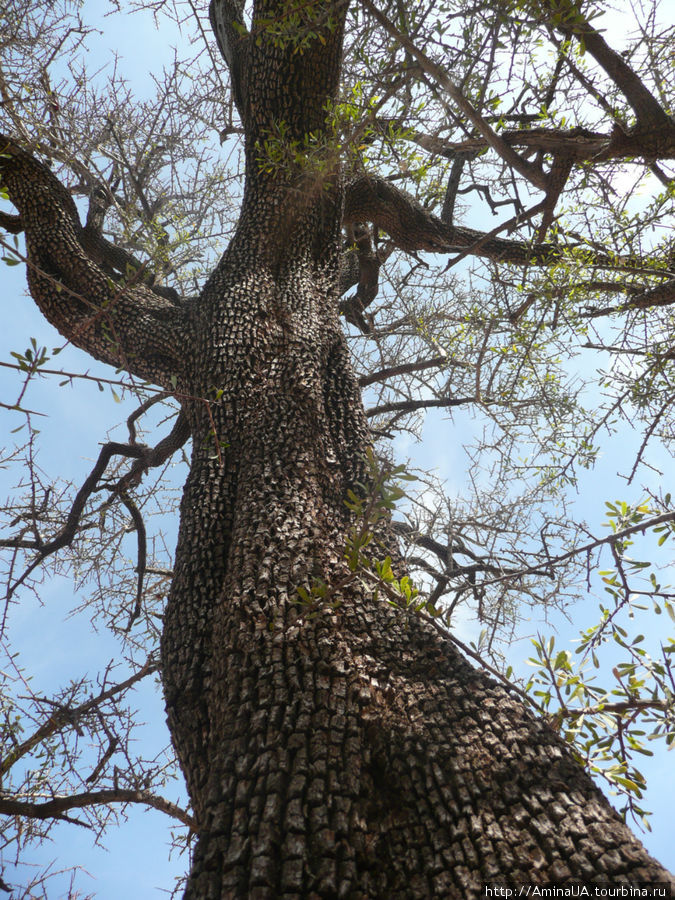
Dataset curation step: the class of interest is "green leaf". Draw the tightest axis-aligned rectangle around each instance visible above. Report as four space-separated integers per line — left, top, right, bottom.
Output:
553 650 569 671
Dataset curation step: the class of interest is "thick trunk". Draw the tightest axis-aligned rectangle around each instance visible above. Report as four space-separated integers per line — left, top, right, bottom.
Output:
159 198 674 899
2 0 673 895
168 590 675 896
164 1 671 895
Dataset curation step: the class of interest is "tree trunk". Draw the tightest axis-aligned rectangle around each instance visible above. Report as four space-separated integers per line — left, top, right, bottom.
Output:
1 0 673 896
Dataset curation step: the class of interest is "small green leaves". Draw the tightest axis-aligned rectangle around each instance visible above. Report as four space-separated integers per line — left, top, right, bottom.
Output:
525 569 674 827
292 452 420 623
342 450 421 608
293 576 341 621
256 119 337 185
344 448 414 572
204 428 229 461
9 338 50 373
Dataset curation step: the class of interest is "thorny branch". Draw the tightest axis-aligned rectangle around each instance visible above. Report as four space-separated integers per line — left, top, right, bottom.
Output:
2 409 191 601
0 659 158 778
0 789 196 832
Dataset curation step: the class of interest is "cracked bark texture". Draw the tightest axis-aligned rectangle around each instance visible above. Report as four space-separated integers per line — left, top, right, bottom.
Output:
1 0 673 896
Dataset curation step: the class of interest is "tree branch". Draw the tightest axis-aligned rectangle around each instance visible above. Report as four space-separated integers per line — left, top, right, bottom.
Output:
479 512 675 589
627 278 675 310
344 174 672 274
5 411 191 599
547 0 675 133
209 0 249 122
340 224 386 333
0 789 196 832
359 355 458 388
358 0 548 190
119 493 147 632
0 135 186 386
578 279 675 319
0 659 158 778
366 395 476 418
412 124 675 166
0 210 22 233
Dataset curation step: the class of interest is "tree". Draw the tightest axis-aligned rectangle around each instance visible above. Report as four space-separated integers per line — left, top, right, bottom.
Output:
1 0 674 896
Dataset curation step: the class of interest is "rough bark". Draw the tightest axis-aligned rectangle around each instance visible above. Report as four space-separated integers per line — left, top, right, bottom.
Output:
412 124 675 165
2 0 674 897
0 138 186 385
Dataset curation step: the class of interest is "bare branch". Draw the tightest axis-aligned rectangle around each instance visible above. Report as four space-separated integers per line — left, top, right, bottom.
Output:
358 0 548 190
0 659 158 778
0 789 196 832
359 355 460 388
4 411 190 599
366 395 476 418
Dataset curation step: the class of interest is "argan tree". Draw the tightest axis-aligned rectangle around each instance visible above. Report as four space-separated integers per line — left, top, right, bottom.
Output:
1 0 674 896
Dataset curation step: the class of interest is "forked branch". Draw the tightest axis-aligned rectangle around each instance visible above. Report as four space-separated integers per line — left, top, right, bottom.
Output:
4 410 191 600
344 175 668 272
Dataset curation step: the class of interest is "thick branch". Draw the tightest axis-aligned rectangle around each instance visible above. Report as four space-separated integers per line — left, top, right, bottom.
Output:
208 0 350 277
441 152 477 225
209 0 249 122
0 136 187 386
80 183 181 305
340 225 387 333
0 210 22 233
563 698 673 718
627 278 675 310
343 172 665 274
579 279 675 319
412 129 596 160
551 2 675 133
345 175 533 261
413 124 675 165
113 408 192 494
344 175 655 270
